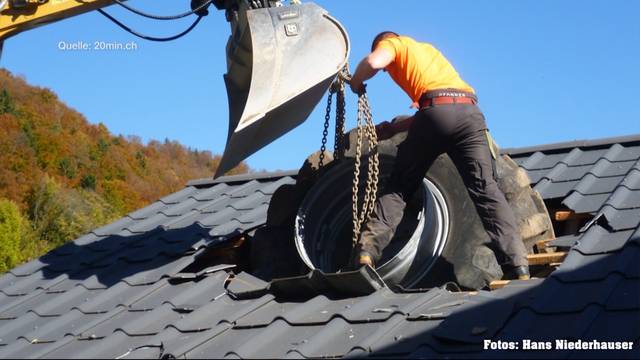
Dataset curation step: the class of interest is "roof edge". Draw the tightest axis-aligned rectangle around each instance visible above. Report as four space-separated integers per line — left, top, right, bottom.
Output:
502 133 640 156
187 169 299 187
189 134 640 187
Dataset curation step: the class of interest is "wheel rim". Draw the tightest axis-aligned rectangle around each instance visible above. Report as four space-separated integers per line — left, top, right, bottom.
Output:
294 159 451 288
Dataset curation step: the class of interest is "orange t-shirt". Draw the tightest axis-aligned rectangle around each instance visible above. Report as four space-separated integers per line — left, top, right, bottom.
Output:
376 36 475 103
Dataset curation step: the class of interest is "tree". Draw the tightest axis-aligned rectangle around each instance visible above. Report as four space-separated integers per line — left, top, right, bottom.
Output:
0 89 15 115
0 68 250 268
0 199 23 272
80 174 97 190
26 176 65 246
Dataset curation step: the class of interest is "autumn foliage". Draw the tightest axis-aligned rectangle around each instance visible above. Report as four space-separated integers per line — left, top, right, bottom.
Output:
0 69 248 271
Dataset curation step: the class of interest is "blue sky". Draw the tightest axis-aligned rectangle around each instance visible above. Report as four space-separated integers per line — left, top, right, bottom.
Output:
3 0 639 172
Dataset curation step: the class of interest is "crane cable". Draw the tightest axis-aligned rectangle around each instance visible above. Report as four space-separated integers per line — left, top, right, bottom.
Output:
98 9 203 42
98 0 213 42
111 0 213 20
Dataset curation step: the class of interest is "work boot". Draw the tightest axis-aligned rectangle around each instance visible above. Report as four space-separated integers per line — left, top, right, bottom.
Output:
347 248 376 270
503 265 530 280
358 251 375 268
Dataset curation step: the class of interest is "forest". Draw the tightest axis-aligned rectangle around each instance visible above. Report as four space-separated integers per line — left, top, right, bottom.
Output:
0 69 248 272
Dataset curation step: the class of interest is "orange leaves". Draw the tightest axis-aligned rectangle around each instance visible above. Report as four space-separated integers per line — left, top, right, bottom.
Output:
0 68 249 261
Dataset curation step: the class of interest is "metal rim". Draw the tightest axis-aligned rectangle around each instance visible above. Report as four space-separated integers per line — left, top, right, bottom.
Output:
294 160 451 287
399 178 450 287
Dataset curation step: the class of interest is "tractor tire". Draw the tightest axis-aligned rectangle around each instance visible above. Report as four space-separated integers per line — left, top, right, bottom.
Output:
293 117 554 290
494 154 555 251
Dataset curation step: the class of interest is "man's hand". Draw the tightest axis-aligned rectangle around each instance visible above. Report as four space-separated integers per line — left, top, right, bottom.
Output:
375 121 395 141
350 80 366 96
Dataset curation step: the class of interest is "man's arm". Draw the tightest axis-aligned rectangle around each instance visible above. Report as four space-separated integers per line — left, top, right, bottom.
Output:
350 47 394 94
376 115 416 141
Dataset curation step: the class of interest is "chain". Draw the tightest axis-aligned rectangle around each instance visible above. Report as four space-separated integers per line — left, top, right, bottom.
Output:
317 65 379 251
319 86 335 168
351 101 363 249
320 65 349 166
351 91 379 248
334 68 348 160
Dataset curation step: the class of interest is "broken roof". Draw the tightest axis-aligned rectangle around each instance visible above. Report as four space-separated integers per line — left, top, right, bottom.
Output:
0 135 639 358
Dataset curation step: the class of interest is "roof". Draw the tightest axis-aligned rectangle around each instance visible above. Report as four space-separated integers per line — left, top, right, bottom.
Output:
1 136 639 358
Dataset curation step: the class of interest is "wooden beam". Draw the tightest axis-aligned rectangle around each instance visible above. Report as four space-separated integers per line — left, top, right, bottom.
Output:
555 210 573 221
535 238 556 253
554 210 593 222
490 280 510 290
527 252 567 266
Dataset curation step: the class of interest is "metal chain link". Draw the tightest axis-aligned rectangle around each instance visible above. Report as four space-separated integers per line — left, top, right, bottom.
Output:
351 92 379 248
318 86 335 168
334 68 348 160
317 64 380 251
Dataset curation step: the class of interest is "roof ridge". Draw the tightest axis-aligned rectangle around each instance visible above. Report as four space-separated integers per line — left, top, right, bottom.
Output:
187 170 298 188
503 133 640 156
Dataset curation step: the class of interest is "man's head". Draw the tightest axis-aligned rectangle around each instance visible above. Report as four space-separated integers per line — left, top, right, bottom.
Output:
371 31 399 52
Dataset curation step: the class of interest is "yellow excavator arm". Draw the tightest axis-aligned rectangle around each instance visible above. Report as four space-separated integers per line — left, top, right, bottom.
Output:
0 0 349 177
0 0 116 41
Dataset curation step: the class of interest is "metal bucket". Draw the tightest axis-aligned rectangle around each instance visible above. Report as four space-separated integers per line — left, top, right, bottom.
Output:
215 2 349 177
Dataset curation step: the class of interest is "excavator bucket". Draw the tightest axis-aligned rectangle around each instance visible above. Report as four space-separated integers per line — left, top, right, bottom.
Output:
215 2 349 177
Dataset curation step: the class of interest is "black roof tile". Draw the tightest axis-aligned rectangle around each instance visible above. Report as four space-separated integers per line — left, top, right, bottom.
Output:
21 309 103 343
527 274 624 314
190 182 230 201
223 180 264 199
91 216 137 237
79 281 164 314
562 192 611 213
234 288 440 328
8 259 48 277
126 201 169 221
158 186 198 205
606 278 640 311
572 173 624 195
159 324 233 358
502 134 640 155
1 136 639 358
598 206 640 230
2 339 52 359
608 186 640 210
573 226 634 254
579 310 640 345
555 245 640 283
534 179 579 199
523 168 550 185
497 305 603 343
0 312 51 345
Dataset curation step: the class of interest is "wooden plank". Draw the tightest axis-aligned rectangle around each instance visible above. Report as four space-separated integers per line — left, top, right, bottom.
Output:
555 210 574 221
554 210 592 222
490 280 510 290
535 238 556 253
527 252 567 266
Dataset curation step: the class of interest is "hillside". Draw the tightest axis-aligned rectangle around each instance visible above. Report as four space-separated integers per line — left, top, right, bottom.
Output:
0 69 248 271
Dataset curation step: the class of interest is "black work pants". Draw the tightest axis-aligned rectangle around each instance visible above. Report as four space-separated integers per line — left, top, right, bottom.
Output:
358 103 528 268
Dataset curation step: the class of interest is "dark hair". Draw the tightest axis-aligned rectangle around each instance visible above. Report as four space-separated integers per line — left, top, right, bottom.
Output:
371 31 399 52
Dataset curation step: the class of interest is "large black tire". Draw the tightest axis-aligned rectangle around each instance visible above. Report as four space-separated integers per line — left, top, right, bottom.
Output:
495 154 555 252
345 130 503 289
297 118 552 289
253 117 554 290
410 153 503 289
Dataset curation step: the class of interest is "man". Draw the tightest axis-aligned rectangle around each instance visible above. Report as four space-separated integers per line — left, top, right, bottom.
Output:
349 32 530 280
